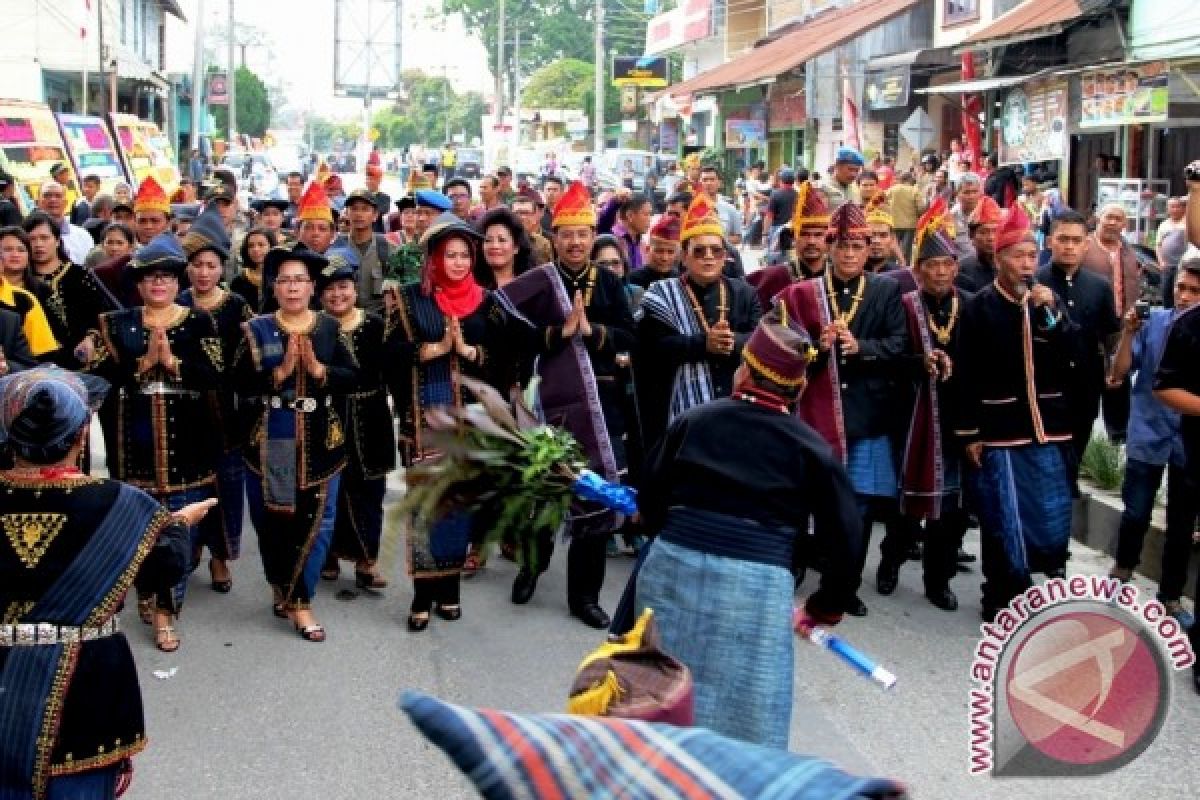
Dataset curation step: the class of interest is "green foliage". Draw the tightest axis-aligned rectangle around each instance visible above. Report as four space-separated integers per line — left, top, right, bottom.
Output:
209 66 271 138
523 59 596 110
1081 434 1124 491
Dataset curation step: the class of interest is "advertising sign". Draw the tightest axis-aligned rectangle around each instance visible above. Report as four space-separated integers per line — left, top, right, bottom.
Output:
999 81 1067 166
110 113 180 192
0 101 75 213
645 0 713 55
613 56 669 88
56 114 128 192
1080 62 1169 128
865 67 910 110
208 72 229 106
725 118 766 148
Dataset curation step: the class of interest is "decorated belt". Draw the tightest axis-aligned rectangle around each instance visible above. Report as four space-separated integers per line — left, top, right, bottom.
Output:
266 395 333 412
0 618 120 647
129 383 201 398
346 388 381 399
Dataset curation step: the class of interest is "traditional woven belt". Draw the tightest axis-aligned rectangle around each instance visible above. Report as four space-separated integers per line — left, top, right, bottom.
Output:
346 388 380 399
0 618 120 647
266 395 332 412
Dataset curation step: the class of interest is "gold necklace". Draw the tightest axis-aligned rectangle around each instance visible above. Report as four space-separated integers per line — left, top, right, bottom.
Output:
680 277 727 333
926 294 959 346
560 264 597 306
824 270 865 325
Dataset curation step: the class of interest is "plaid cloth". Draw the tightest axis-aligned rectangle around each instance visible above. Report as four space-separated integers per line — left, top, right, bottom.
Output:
400 690 907 800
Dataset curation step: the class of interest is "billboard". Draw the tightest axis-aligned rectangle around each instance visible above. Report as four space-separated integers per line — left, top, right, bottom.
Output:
1080 62 1169 128
333 0 403 95
613 56 669 88
208 72 229 106
645 0 714 55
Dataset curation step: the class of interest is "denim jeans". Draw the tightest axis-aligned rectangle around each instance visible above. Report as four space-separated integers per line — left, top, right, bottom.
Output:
1115 459 1198 602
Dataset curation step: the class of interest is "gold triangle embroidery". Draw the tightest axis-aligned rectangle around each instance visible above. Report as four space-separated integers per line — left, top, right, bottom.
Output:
2 513 67 569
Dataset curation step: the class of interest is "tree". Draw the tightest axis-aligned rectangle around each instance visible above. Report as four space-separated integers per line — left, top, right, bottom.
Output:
522 59 594 110
209 66 272 138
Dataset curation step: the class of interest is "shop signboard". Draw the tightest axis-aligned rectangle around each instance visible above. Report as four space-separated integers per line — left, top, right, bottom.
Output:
725 117 766 148
865 67 910 110
645 0 714 55
208 72 229 106
998 81 1067 166
1080 61 1169 128
613 56 669 88
768 80 807 131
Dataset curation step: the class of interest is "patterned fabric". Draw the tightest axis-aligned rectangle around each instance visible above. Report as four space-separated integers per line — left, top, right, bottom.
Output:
635 537 795 748
640 279 715 421
845 436 897 499
400 690 906 800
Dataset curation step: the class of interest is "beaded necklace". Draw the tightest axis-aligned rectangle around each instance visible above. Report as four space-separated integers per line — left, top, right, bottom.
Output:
824 270 866 325
559 264 598 306
680 276 727 333
926 294 959 346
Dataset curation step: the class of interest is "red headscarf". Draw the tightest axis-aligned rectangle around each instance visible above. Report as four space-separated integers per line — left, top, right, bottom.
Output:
424 233 484 318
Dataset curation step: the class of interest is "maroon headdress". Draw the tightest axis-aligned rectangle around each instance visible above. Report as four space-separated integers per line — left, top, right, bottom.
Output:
825 203 870 244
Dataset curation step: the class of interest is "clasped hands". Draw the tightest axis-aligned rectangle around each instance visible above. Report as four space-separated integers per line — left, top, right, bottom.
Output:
422 317 478 362
274 334 327 385
561 290 593 339
925 348 953 381
705 320 735 356
139 327 178 374
818 320 858 355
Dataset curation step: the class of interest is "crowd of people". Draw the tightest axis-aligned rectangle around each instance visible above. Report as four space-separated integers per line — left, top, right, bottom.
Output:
4 144 1200 795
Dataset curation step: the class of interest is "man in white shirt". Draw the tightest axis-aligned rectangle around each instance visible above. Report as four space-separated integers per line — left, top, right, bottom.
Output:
699 164 743 245
1157 196 1187 268
36 181 93 265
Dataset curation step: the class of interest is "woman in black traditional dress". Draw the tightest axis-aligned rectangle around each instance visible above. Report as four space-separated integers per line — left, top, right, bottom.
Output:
90 233 223 653
234 245 359 642
387 212 520 631
316 250 396 589
229 226 276 313
180 207 253 595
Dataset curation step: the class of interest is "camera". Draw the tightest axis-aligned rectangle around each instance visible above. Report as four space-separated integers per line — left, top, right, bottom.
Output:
1186 161 1200 182
1135 300 1151 320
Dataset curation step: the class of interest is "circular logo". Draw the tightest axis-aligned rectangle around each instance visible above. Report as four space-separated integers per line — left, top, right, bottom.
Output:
1004 608 1168 772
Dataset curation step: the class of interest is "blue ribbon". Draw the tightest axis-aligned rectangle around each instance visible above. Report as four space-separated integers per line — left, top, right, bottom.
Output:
572 469 638 515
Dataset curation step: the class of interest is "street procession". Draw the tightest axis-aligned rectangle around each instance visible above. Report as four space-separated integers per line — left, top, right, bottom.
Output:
4 0 1200 798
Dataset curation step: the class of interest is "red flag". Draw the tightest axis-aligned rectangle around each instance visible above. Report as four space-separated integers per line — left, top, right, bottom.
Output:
841 72 862 152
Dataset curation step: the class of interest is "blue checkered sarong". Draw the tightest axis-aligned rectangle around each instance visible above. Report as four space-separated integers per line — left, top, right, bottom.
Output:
846 435 898 498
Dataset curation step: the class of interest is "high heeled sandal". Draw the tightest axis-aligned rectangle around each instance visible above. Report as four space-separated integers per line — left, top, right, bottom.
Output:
208 560 232 593
407 612 430 632
320 565 340 581
154 625 180 653
137 597 155 625
354 569 388 591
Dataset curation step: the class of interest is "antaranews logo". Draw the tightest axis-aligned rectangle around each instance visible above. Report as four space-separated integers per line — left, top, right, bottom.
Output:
968 575 1194 776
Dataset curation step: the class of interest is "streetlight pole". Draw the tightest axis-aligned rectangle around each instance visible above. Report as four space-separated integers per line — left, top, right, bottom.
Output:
190 0 205 151
593 0 604 154
228 0 236 146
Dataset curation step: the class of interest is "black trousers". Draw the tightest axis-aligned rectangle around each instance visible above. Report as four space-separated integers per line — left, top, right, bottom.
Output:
532 532 607 608
411 574 460 613
921 509 970 592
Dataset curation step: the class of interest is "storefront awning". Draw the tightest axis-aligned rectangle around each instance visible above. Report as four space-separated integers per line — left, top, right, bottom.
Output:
958 0 1113 51
866 47 956 71
650 0 921 100
914 71 1051 95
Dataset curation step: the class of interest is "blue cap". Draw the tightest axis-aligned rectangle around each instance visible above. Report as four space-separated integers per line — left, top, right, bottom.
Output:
415 189 452 211
779 168 796 183
835 147 864 166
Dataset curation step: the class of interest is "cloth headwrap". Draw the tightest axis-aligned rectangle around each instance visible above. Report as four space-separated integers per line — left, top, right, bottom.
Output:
0 366 109 460
365 164 383 179
649 214 681 244
912 196 956 264
552 181 596 229
129 231 188 280
424 234 484 319
791 180 830 231
133 175 171 216
864 194 893 228
315 246 357 293
995 206 1034 252
182 205 232 260
742 312 816 390
826 202 870 244
680 193 724 243
297 181 334 224
969 195 1003 227
324 174 344 194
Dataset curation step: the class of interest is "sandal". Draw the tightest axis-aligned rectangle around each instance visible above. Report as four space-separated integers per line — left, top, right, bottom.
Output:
462 550 482 579
320 565 341 581
137 596 155 625
272 603 287 619
434 604 462 621
407 612 430 632
354 562 388 591
154 625 180 653
294 623 326 643
208 560 232 593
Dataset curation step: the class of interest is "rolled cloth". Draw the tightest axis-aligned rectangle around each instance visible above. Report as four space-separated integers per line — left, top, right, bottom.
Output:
0 366 109 459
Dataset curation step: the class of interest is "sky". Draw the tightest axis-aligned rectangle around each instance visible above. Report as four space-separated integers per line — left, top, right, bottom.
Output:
166 0 493 119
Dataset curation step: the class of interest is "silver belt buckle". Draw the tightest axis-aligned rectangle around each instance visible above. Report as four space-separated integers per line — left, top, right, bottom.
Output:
295 397 317 413
269 396 283 409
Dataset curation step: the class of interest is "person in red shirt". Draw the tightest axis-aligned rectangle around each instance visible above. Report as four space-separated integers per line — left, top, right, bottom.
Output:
877 156 896 192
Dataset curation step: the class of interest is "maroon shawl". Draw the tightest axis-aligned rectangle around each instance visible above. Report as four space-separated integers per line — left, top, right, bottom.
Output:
899 290 944 519
775 279 846 463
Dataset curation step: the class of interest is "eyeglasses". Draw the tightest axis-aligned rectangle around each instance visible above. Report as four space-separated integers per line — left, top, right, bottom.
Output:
141 272 177 284
689 244 724 258
595 258 623 270
276 276 313 286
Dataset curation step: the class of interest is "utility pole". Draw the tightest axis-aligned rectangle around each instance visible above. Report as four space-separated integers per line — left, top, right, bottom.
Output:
496 0 505 128
593 0 604 154
228 0 237 147
513 30 521 151
190 0 205 150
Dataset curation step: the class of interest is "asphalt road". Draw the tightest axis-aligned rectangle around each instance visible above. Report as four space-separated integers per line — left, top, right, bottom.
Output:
112 189 1200 798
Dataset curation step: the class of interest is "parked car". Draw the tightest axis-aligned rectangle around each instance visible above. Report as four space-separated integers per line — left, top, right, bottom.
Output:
220 152 279 198
457 147 484 179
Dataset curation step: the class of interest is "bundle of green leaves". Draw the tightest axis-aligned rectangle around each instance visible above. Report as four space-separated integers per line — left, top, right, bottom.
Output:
397 376 588 563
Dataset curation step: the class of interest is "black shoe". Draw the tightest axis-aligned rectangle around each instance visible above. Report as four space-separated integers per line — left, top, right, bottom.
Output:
876 561 900 596
433 604 462 621
905 542 923 562
981 605 999 624
1045 567 1067 580
407 612 430 632
926 587 959 611
956 549 977 564
1193 670 1200 696
570 603 611 629
846 596 868 617
511 570 538 605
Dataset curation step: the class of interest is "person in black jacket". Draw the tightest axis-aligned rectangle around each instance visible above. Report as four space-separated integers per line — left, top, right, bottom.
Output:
0 307 36 372
956 207 1077 620
1036 210 1120 488
0 170 24 226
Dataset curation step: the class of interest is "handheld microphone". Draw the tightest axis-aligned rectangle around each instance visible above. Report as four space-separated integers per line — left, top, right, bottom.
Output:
1023 276 1057 328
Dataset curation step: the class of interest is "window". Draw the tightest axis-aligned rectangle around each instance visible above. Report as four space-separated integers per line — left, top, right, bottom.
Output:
119 0 128 46
944 0 979 25
883 124 899 158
